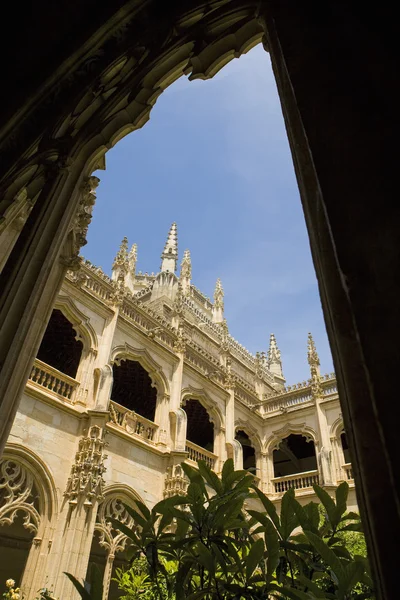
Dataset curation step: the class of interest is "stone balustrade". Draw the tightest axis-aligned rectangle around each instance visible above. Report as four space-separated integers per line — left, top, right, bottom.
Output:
343 463 353 481
265 388 313 413
185 440 217 470
108 400 158 443
28 359 79 401
272 470 319 494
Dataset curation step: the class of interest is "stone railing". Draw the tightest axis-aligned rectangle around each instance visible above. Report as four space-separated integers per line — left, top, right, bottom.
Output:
272 470 319 494
28 359 79 402
108 400 158 444
343 463 353 481
185 440 217 470
264 388 313 413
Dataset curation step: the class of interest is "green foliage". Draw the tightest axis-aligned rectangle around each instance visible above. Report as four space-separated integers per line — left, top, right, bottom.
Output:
66 460 375 600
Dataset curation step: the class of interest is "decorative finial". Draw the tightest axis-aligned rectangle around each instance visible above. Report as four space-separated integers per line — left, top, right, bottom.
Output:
129 243 137 270
307 332 320 368
113 237 128 269
180 249 192 279
160 222 178 273
214 278 224 308
212 278 224 324
267 333 284 379
307 333 322 398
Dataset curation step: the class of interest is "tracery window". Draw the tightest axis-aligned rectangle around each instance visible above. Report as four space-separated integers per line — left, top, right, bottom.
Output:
0 460 41 585
86 495 138 600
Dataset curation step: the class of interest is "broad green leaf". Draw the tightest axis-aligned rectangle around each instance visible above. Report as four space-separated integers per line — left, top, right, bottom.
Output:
197 460 223 494
88 564 103 600
303 502 320 531
280 488 299 540
64 573 92 600
132 499 151 520
277 585 314 599
109 518 141 544
304 530 345 582
245 537 264 581
264 518 280 583
122 503 149 528
252 486 281 533
337 522 363 533
339 560 365 594
296 573 326 598
313 485 338 529
291 497 318 535
335 481 349 523
221 458 234 483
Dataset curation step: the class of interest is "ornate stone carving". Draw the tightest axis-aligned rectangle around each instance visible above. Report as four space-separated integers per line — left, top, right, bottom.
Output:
164 464 188 498
307 332 323 398
213 278 224 309
224 357 236 390
95 496 137 555
64 425 107 506
0 459 41 534
173 323 187 354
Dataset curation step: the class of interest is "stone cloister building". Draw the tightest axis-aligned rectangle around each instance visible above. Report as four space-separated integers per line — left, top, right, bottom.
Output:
1 220 356 599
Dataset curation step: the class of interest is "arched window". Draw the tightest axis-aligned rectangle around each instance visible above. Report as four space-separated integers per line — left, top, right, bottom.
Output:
36 309 83 378
111 359 157 422
235 430 256 473
273 434 317 477
340 431 351 464
184 399 214 452
0 460 41 586
86 495 139 600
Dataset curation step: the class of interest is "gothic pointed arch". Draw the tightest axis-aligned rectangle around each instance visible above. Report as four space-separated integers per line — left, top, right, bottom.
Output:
265 422 318 454
181 386 224 430
234 419 262 453
87 484 147 600
54 295 98 354
0 444 57 588
110 343 169 396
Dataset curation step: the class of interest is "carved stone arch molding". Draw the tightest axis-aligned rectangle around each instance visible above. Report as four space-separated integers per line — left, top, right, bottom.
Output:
265 422 319 455
330 416 345 441
181 385 224 429
0 443 58 536
93 484 146 598
234 419 262 453
110 343 170 396
55 294 98 355
0 2 264 212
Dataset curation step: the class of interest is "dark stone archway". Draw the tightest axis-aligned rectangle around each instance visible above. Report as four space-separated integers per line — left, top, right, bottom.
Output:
0 3 398 597
36 309 83 378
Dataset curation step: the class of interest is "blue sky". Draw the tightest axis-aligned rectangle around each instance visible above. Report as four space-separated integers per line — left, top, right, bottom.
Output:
86 44 334 385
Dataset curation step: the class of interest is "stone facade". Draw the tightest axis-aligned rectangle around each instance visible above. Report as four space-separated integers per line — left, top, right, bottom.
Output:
1 224 356 599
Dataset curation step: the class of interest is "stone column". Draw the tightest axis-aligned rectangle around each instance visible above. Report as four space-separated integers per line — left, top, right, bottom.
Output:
0 172 100 454
92 308 119 410
169 327 186 450
50 411 108 600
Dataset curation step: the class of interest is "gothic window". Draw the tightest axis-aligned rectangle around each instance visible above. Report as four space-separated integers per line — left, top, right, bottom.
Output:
184 399 214 452
273 434 317 477
0 460 41 586
111 359 157 422
36 309 83 378
86 496 138 600
340 431 351 464
235 430 256 473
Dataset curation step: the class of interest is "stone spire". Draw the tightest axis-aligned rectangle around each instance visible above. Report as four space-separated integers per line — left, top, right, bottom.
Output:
111 236 129 282
267 333 284 378
212 278 224 323
180 249 191 296
307 332 322 397
160 222 178 273
125 243 137 292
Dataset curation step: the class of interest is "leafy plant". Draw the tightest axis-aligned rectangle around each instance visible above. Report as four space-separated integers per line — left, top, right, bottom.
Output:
66 460 375 600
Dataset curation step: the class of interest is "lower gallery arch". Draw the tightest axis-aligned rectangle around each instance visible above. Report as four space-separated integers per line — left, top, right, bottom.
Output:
86 486 145 600
0 445 56 592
